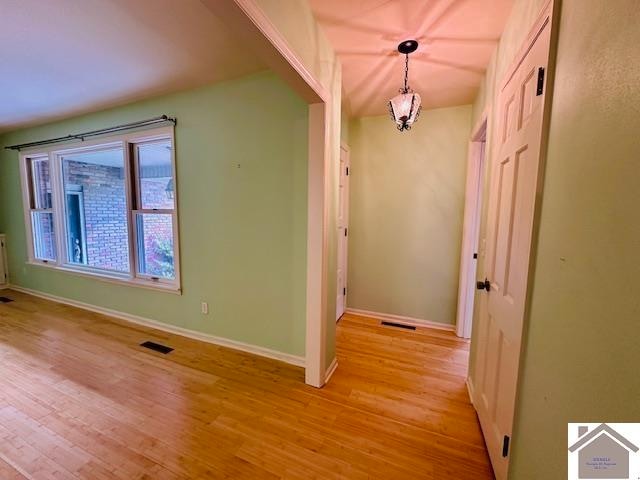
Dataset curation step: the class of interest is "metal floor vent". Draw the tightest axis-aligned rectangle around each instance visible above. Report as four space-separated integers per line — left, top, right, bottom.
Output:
381 321 416 331
0 297 14 303
140 341 174 354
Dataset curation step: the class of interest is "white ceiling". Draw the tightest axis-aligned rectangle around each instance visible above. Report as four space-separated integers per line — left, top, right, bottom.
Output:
0 0 266 132
309 0 514 117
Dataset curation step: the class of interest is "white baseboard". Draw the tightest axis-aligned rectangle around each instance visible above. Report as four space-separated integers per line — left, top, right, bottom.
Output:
8 285 306 368
344 307 456 332
324 357 338 384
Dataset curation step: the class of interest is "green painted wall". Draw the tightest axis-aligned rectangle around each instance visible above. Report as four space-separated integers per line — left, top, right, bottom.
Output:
509 1 640 477
347 105 472 326
0 71 309 358
253 0 343 370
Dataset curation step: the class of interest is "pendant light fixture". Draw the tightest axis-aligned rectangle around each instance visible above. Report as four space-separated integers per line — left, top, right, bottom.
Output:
388 40 422 132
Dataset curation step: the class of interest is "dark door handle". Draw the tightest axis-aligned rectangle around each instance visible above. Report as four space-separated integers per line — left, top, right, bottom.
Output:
476 278 491 292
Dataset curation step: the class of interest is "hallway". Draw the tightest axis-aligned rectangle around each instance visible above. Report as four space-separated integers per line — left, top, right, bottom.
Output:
0 291 492 479
335 314 492 478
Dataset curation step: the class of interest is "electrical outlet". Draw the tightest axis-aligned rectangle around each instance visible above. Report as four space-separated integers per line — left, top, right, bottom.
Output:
201 302 209 315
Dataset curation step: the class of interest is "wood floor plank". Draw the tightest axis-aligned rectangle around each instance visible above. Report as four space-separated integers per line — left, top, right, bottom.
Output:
0 455 30 480
0 290 493 479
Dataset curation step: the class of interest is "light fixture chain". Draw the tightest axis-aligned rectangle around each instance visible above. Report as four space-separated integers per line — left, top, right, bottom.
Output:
404 53 410 93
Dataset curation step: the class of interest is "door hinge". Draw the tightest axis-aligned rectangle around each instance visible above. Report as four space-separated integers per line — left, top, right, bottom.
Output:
344 228 348 237
473 253 478 259
502 435 510 457
343 287 346 295
346 167 349 176
536 67 545 96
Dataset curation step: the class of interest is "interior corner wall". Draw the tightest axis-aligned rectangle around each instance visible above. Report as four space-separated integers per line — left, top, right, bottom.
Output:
251 0 343 371
508 1 640 477
0 71 309 358
347 105 472 326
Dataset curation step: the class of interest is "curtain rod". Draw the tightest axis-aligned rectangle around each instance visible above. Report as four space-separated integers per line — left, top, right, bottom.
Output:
4 115 177 151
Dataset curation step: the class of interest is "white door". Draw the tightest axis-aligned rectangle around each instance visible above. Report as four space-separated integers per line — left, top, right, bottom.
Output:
336 144 350 320
0 235 7 287
473 13 552 480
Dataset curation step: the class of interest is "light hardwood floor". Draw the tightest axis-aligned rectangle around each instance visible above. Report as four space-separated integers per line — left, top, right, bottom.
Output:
0 290 493 479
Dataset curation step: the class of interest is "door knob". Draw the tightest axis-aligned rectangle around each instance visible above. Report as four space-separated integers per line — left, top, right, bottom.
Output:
476 278 491 292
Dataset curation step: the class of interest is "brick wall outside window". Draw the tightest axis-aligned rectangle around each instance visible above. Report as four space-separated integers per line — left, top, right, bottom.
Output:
138 177 175 278
63 162 174 273
65 161 130 271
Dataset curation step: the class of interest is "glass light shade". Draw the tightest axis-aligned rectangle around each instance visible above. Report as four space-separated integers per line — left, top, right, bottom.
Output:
388 92 422 131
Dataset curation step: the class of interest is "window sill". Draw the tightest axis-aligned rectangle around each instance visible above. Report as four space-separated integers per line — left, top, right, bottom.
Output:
26 261 182 295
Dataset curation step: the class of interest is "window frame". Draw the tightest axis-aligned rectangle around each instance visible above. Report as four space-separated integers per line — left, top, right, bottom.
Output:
130 137 179 283
19 126 181 293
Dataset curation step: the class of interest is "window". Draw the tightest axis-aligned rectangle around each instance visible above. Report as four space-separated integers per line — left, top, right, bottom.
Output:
20 127 180 291
27 157 57 261
61 146 130 272
133 140 176 280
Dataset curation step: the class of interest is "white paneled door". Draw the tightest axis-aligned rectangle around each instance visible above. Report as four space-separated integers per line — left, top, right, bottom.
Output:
473 7 553 479
0 235 7 288
336 144 350 320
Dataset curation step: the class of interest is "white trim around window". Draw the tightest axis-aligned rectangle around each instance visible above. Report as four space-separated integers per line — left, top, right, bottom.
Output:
18 126 181 293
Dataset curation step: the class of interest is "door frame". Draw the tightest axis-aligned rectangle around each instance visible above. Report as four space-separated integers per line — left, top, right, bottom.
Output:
455 113 488 338
336 142 350 321
0 235 8 288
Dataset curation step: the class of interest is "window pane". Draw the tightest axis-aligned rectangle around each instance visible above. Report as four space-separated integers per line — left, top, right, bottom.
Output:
61 148 129 272
31 212 56 261
136 213 175 279
30 158 52 209
137 140 174 210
